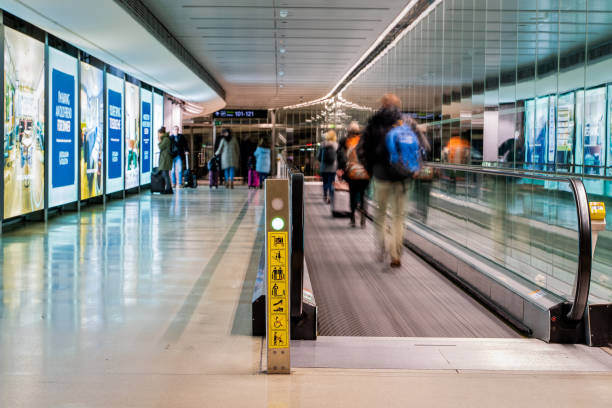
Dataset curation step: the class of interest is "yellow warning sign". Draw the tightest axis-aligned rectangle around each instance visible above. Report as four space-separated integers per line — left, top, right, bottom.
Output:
268 231 289 349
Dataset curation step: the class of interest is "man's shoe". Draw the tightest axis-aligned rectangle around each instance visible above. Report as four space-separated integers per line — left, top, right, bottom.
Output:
390 258 401 268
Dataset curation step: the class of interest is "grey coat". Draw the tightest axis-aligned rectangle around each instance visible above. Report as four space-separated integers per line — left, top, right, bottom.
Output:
215 136 240 170
317 140 338 173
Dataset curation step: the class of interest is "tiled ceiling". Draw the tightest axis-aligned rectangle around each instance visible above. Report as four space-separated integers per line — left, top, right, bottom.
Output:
140 0 409 108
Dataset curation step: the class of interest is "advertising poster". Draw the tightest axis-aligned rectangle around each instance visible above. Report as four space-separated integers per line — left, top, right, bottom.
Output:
608 85 612 168
106 73 124 194
523 99 535 165
556 92 575 169
140 88 152 185
80 62 104 200
3 27 45 219
153 92 163 168
125 82 140 189
48 47 78 208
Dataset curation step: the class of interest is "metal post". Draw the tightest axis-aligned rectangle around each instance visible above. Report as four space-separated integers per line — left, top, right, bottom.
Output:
270 110 276 177
265 178 290 374
76 50 81 210
43 33 49 221
0 11 5 231
102 65 107 206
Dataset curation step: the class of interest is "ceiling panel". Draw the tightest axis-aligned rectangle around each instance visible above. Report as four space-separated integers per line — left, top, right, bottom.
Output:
141 0 409 108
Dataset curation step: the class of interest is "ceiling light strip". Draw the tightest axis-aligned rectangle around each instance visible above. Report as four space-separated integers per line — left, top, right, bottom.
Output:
281 0 441 110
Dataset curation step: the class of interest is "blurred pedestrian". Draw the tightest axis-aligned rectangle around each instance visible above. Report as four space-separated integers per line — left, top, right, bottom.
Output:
157 127 173 194
215 128 240 189
337 121 369 228
317 130 338 204
357 94 407 267
170 125 189 188
253 139 271 188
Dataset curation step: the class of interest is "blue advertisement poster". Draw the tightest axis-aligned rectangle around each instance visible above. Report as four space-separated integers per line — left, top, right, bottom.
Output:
48 48 78 208
142 101 151 174
108 89 123 179
51 69 76 188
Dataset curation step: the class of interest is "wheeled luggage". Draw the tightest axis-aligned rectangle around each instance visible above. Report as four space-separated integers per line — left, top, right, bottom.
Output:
151 168 165 193
182 154 197 188
208 156 220 189
209 170 219 188
183 169 197 188
248 169 259 189
331 179 351 217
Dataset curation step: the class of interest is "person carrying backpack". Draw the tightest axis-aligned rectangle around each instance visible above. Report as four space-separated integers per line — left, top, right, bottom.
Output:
357 94 422 268
317 130 338 204
253 139 271 189
337 121 369 228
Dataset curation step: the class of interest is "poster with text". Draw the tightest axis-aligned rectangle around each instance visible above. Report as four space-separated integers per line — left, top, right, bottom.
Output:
125 82 140 189
153 92 164 168
3 27 45 219
106 73 124 194
48 47 78 208
80 62 104 200
140 88 152 185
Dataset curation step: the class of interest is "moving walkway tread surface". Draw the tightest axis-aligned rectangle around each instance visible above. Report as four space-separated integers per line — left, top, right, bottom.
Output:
304 185 520 338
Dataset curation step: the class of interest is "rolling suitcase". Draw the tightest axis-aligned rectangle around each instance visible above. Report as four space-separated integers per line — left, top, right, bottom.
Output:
182 154 197 188
209 170 219 188
151 168 165 193
331 179 351 217
248 169 259 189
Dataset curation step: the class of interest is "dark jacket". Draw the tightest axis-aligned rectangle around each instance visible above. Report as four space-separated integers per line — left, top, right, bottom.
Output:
158 133 173 171
171 133 189 162
357 106 403 181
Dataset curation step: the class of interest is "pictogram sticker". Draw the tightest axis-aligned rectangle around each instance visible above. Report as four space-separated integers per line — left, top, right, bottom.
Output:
268 231 289 349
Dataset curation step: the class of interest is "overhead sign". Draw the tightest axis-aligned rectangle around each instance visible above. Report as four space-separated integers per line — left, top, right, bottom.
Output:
213 109 268 119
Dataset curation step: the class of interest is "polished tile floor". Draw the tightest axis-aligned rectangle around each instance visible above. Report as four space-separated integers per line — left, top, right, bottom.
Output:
1 187 611 407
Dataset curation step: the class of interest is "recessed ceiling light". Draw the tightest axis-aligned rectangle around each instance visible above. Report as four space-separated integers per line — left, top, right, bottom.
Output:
279 10 289 18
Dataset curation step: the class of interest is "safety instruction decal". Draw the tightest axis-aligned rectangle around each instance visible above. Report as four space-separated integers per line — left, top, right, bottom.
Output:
268 231 289 348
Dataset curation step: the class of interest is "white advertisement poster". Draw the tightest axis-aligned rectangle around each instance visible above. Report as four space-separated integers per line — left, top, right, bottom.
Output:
124 82 140 189
153 92 163 168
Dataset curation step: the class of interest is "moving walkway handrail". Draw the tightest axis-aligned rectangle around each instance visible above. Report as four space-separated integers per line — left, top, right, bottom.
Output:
288 168 305 318
425 163 592 322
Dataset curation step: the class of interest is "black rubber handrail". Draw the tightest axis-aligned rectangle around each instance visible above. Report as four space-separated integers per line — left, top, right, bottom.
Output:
289 169 305 318
425 163 592 322
566 179 592 321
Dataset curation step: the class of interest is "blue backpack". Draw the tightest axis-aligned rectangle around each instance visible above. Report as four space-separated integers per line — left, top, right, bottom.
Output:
385 124 422 178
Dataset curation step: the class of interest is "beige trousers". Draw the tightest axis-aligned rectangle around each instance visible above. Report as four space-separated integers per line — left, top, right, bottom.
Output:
374 179 407 261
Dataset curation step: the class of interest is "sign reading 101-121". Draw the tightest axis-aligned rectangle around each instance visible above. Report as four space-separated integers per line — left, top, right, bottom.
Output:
51 68 76 188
